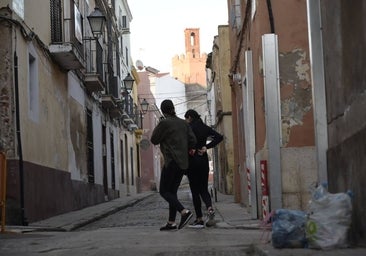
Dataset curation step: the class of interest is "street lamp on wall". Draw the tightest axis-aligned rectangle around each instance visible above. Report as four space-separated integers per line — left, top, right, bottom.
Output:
140 98 149 114
123 73 134 93
87 7 106 37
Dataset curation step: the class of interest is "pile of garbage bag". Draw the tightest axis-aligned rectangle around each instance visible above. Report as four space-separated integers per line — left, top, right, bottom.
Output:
271 183 352 249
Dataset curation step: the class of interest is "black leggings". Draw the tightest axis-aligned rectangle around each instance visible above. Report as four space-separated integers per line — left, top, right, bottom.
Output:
187 153 212 218
159 160 185 222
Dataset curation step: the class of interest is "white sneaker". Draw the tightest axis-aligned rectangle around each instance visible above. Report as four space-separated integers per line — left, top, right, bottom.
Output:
205 209 215 227
188 220 204 229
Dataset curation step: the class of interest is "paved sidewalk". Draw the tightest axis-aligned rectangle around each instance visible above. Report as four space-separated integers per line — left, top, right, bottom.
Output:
4 189 366 256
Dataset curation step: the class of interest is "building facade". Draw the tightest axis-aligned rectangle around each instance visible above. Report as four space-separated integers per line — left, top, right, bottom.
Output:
307 0 366 246
224 1 366 246
135 70 163 192
226 0 317 219
206 25 235 196
0 0 140 224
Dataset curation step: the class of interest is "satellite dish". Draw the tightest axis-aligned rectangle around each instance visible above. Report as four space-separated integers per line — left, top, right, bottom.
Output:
136 60 144 70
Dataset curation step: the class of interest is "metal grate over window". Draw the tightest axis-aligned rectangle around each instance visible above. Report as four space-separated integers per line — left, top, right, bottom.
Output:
50 0 62 42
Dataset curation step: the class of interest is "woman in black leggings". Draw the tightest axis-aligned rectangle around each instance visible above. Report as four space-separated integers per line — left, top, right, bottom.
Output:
184 109 223 228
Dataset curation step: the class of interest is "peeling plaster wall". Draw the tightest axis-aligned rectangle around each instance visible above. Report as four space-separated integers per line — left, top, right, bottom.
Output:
1 2 131 223
280 49 314 147
278 49 316 210
19 45 69 171
0 10 15 157
227 0 317 209
255 0 316 211
69 97 87 179
68 72 87 182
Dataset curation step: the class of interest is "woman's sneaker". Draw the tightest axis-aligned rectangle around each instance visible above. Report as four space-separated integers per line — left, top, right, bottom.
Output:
188 219 204 228
160 222 177 231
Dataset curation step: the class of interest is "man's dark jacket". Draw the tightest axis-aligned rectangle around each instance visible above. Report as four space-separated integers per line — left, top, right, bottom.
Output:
151 115 196 170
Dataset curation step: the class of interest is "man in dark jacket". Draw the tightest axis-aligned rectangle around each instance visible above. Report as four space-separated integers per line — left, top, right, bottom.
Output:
184 109 223 228
151 100 197 230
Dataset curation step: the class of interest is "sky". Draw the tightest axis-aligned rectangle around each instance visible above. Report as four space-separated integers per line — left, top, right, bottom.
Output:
128 0 229 74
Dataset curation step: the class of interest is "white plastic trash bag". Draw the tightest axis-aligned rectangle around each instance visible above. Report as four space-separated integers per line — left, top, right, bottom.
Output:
306 184 352 249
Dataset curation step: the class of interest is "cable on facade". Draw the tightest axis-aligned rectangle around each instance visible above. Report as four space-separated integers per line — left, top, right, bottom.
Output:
230 0 252 75
0 14 50 58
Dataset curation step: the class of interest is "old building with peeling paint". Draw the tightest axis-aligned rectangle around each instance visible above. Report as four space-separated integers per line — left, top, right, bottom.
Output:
222 0 366 246
0 0 143 224
226 0 317 219
307 0 366 246
206 25 235 196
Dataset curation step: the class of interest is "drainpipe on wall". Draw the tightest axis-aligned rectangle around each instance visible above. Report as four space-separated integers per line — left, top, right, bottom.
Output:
14 51 27 226
266 0 275 33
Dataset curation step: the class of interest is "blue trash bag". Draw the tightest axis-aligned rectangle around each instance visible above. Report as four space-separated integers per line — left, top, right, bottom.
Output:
272 209 307 248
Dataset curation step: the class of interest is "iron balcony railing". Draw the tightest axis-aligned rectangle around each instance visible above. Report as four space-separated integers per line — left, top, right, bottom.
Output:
50 0 85 67
120 96 142 128
84 38 103 76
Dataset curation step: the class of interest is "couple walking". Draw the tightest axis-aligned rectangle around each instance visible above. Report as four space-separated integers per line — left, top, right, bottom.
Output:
151 99 223 230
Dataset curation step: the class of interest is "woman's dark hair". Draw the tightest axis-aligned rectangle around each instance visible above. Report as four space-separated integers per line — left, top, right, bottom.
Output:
184 109 200 120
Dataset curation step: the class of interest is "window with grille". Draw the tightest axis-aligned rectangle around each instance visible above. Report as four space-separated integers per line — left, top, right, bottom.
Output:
50 0 62 42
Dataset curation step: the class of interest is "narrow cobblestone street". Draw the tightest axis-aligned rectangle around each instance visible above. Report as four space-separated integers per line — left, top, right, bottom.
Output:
78 189 171 230
0 187 263 256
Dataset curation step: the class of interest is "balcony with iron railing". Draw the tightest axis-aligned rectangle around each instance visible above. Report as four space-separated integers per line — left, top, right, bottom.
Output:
100 66 119 111
120 94 134 126
83 38 105 93
118 94 142 130
49 0 85 70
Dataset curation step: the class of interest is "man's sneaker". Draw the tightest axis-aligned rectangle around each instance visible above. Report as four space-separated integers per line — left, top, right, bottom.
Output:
205 209 216 227
188 219 204 229
178 210 193 229
160 222 177 231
